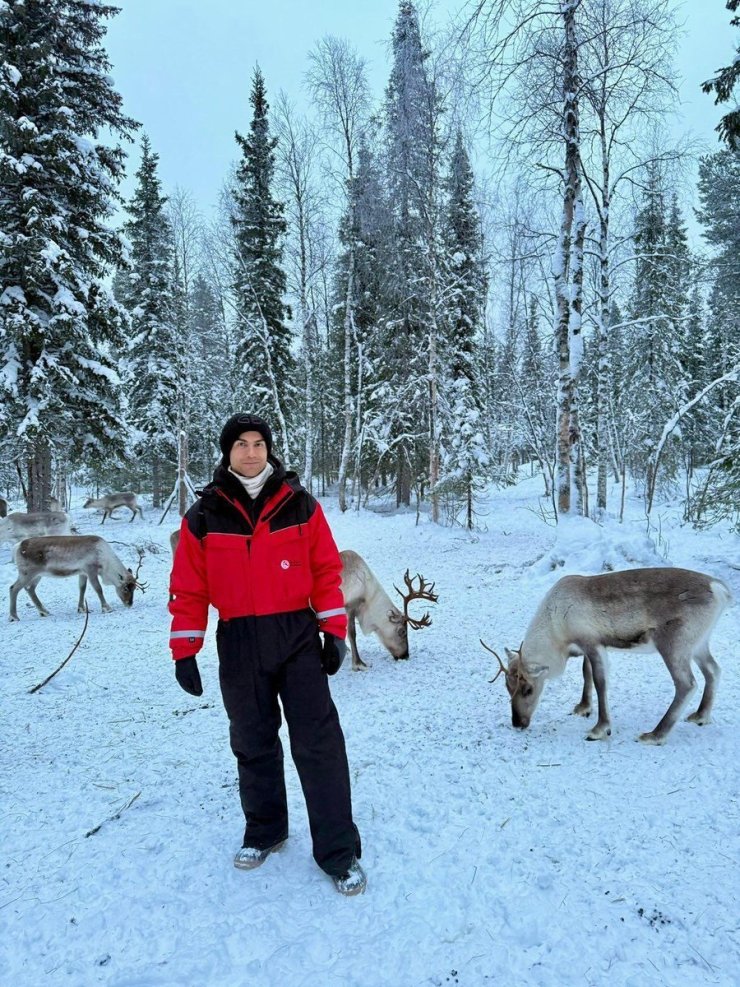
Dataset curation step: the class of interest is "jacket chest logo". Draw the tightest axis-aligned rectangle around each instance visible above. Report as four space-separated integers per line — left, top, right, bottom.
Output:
281 559 290 570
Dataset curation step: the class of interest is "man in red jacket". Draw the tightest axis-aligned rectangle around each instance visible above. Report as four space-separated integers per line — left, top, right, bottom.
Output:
169 413 365 896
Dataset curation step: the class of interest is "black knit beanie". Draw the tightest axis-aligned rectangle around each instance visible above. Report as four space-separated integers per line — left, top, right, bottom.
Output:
219 413 273 463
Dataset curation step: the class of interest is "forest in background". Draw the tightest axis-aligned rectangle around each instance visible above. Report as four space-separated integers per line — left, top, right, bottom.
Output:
1 0 738 529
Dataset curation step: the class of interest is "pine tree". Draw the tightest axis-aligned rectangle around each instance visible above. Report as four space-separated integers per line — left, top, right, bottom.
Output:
693 149 740 522
624 165 678 489
700 0 740 151
436 130 488 527
331 136 390 499
0 0 137 508
231 68 293 457
119 134 181 506
188 271 232 478
380 0 439 507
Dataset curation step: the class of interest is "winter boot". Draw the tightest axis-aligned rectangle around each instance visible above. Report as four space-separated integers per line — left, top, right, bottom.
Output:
331 857 367 896
233 838 287 871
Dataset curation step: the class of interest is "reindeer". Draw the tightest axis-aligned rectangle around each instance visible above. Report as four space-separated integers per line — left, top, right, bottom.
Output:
9 535 147 620
83 492 143 523
339 550 438 671
485 567 733 745
0 511 71 545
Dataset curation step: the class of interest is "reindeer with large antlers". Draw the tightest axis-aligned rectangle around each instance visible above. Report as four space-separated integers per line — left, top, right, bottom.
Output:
340 550 438 670
9 535 148 620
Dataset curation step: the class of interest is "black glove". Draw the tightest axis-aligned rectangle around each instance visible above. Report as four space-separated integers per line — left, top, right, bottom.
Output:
321 633 346 676
175 656 203 696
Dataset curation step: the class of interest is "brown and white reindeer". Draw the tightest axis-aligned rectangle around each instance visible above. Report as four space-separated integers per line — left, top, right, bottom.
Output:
0 510 72 545
9 535 147 620
485 567 733 745
83 492 143 523
339 550 438 671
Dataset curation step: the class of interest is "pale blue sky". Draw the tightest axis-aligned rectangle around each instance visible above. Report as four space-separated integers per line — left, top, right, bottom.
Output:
104 0 736 215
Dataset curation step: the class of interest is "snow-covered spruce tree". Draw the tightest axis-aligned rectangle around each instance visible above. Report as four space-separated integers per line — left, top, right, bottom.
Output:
231 68 293 458
693 149 740 523
435 130 488 528
187 271 232 478
701 0 740 151
624 166 691 498
330 135 391 503
519 295 556 498
119 134 181 507
380 0 439 507
0 0 137 508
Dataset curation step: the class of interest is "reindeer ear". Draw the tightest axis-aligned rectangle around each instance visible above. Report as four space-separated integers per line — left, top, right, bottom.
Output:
527 664 549 679
504 647 519 661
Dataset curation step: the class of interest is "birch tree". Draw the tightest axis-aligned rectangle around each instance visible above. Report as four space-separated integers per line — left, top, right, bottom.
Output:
307 36 369 508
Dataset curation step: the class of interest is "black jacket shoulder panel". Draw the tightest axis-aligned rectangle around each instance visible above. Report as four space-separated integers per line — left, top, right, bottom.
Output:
186 459 317 537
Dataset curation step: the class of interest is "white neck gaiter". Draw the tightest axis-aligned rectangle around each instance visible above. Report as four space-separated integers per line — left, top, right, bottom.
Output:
229 462 274 500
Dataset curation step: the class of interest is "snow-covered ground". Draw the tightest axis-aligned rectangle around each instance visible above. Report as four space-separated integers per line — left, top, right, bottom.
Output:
2 475 738 987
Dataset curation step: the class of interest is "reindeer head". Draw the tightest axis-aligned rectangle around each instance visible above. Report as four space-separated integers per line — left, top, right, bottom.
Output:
482 640 548 730
117 548 148 607
389 570 439 659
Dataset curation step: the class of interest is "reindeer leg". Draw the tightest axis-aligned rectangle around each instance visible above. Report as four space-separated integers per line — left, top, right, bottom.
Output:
77 573 88 613
639 632 695 744
348 612 367 671
585 648 612 740
572 654 593 717
100 510 107 524
9 578 25 621
88 572 112 612
128 507 135 522
686 649 720 726
25 577 50 618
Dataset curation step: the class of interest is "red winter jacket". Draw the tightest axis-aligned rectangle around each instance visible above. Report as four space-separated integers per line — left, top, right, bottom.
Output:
169 463 347 660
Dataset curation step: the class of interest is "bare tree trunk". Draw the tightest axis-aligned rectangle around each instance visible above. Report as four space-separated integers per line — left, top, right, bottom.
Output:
397 446 410 507
337 246 355 511
54 457 68 510
429 318 440 524
352 339 365 510
152 456 162 509
595 166 610 513
570 185 586 517
177 430 189 517
553 0 582 518
27 439 52 511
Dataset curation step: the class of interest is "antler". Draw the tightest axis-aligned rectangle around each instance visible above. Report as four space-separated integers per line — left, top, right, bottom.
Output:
480 639 508 684
132 546 149 592
393 569 439 630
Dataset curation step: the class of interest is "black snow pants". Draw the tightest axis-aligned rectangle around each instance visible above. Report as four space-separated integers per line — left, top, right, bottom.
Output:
216 609 361 876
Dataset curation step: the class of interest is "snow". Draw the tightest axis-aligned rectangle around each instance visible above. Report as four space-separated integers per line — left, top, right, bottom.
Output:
2 475 738 986
4 63 21 86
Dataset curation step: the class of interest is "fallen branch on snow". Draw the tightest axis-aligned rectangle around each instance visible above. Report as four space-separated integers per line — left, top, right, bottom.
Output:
28 605 89 694
85 791 141 838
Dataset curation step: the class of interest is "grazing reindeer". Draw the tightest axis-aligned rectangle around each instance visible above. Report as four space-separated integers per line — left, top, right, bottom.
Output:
83 492 143 523
340 550 438 671
486 567 733 745
0 511 71 545
0 497 7 518
9 535 147 620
